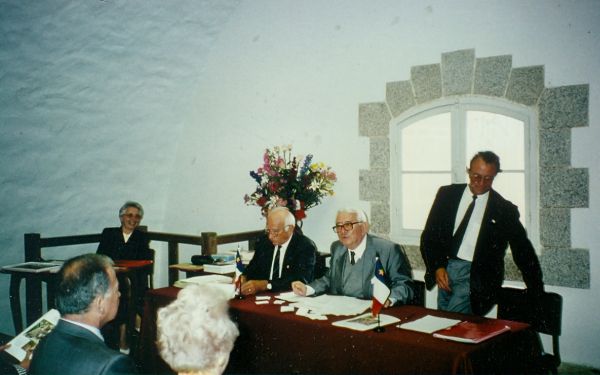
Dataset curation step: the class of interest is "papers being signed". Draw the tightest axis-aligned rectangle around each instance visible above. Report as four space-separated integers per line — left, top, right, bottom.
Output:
276 293 371 316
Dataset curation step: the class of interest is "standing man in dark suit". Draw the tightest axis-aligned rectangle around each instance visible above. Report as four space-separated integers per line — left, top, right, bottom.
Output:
29 253 136 375
420 151 544 316
292 208 414 306
240 207 317 295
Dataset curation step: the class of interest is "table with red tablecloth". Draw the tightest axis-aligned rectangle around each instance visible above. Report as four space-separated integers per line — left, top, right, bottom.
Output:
137 287 541 375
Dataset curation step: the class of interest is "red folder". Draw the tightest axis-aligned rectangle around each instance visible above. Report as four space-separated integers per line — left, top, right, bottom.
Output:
433 319 511 344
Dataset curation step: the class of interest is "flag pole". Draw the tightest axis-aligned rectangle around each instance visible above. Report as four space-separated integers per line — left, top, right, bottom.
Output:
373 312 385 333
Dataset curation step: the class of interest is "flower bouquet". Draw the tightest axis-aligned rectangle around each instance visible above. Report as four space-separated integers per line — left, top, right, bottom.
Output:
244 145 337 220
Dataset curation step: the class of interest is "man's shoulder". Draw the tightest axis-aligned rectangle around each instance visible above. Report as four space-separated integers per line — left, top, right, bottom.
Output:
291 232 317 250
366 234 399 251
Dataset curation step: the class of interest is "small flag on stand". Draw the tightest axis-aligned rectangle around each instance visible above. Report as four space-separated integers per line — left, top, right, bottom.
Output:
371 257 390 317
235 248 245 297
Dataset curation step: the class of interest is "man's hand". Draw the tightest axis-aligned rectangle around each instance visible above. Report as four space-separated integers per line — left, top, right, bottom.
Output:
241 279 268 295
435 267 451 292
291 281 307 296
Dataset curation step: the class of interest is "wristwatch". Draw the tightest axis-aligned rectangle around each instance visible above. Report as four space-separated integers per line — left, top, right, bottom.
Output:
267 282 273 290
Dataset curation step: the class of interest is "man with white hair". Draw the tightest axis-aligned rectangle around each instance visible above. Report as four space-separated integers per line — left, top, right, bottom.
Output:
292 208 414 306
241 207 317 295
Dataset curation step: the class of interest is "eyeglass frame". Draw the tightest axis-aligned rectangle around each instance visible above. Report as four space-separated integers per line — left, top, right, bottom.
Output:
331 221 364 233
264 225 293 236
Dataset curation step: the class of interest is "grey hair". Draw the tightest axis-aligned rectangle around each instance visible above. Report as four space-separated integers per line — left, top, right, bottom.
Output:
157 284 239 374
270 206 296 226
336 208 369 223
56 254 114 315
118 201 144 218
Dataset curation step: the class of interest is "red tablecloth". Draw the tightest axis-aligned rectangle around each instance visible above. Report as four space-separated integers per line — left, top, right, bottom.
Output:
137 287 541 375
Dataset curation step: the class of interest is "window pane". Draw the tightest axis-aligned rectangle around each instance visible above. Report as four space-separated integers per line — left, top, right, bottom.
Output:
491 172 527 226
466 111 524 170
402 112 451 171
402 173 452 230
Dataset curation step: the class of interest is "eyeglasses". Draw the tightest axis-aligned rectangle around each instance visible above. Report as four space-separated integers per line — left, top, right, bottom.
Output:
468 172 495 183
265 225 291 236
332 221 363 233
123 213 142 219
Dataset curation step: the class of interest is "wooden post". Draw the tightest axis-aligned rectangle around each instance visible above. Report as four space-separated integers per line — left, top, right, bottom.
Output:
168 241 179 285
201 232 218 255
23 233 43 327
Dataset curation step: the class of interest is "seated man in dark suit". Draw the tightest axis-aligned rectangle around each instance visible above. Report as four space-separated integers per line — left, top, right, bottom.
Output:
292 208 414 307
29 253 136 375
240 207 317 295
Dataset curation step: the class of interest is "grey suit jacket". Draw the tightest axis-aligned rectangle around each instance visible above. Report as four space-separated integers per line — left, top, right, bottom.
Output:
309 234 414 304
29 320 136 375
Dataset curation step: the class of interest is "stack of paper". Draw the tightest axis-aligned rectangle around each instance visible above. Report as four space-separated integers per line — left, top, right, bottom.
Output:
398 315 461 334
174 274 235 298
278 294 371 316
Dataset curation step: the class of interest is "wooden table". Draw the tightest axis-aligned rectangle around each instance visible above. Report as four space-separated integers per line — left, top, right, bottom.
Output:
137 287 542 375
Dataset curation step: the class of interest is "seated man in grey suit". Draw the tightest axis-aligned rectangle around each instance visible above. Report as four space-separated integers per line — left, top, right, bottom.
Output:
29 254 136 375
292 208 414 306
241 207 317 295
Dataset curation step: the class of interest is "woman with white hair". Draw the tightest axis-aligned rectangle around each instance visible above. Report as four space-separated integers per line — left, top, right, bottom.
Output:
157 284 239 375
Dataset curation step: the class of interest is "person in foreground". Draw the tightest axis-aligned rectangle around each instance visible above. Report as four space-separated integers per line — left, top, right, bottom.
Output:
420 151 544 316
157 284 239 375
240 207 317 295
97 201 152 353
292 208 414 306
29 253 136 375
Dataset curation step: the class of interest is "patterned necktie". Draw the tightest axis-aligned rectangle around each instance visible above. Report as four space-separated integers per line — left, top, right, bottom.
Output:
451 195 477 258
272 245 281 279
350 251 356 265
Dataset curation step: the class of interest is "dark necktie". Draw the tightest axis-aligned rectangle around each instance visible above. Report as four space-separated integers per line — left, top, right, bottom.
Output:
350 251 356 265
451 195 477 258
272 245 281 279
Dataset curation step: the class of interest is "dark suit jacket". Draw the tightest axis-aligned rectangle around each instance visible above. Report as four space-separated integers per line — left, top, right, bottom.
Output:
29 320 136 375
310 234 414 304
96 227 152 327
420 184 544 315
243 232 317 292
96 227 152 261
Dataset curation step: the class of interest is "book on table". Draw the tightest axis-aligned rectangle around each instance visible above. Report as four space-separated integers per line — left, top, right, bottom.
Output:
432 319 511 344
1 261 62 273
3 309 60 362
202 262 236 274
332 312 400 331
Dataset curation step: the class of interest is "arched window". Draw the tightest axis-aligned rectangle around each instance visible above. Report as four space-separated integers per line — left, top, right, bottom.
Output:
390 97 539 247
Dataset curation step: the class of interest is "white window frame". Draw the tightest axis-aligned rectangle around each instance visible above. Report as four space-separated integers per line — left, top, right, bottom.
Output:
390 96 540 250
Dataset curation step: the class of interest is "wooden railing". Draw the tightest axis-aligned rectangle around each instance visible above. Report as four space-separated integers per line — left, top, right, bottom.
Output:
21 229 263 327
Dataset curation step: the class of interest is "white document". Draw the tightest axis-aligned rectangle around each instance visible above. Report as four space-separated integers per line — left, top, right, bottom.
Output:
289 294 371 316
397 314 461 334
5 309 60 362
332 313 400 331
173 274 235 299
275 291 303 303
174 274 233 287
